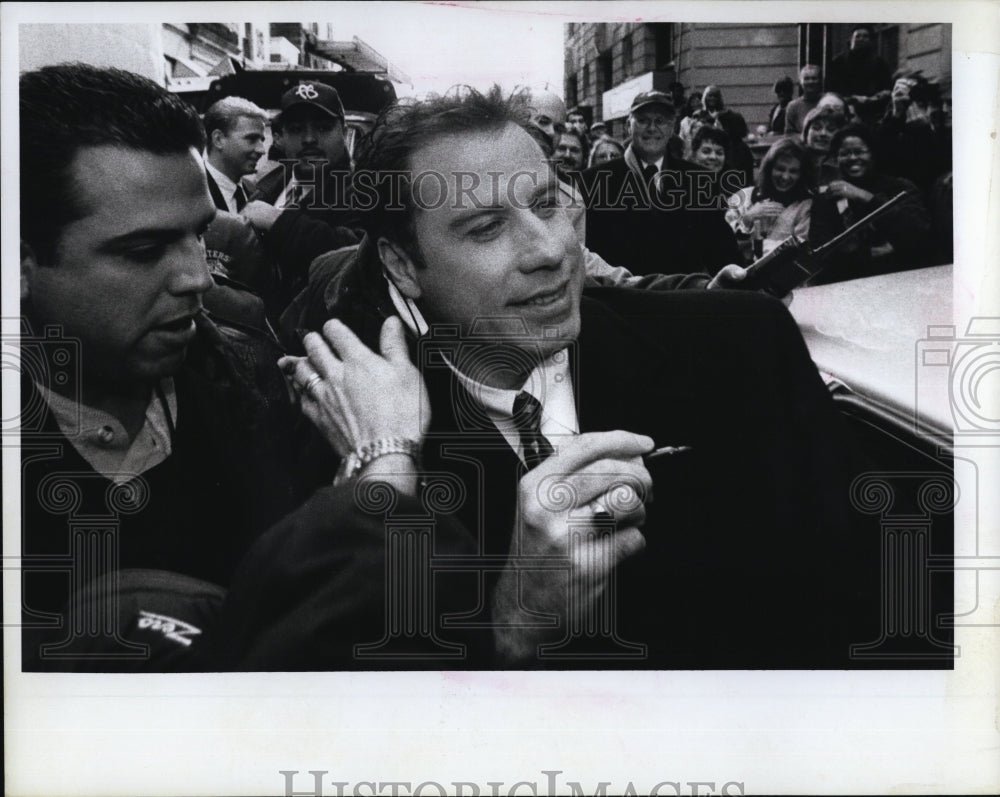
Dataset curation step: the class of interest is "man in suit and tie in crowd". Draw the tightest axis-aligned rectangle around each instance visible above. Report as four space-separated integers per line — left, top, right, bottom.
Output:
202 96 267 214
281 86 880 668
581 90 742 276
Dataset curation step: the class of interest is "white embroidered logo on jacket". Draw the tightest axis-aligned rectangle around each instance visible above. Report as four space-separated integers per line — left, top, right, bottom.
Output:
137 611 202 647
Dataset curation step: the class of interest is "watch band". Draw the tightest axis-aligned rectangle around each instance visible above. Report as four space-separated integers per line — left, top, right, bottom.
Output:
335 437 422 485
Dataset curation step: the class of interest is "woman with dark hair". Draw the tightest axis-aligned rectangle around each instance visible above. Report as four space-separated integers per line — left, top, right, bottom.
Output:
808 123 931 283
726 136 816 258
690 125 730 173
691 124 755 192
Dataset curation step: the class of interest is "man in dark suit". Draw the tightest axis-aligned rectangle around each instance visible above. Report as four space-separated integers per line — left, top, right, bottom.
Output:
202 96 267 213
283 87 881 669
580 90 743 276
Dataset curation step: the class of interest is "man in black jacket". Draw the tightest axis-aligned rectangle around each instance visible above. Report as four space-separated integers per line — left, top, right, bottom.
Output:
17 63 435 672
581 90 743 276
240 81 361 314
828 25 894 124
283 86 882 669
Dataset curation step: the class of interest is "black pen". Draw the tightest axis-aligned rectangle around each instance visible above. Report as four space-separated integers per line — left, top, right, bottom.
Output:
644 445 692 463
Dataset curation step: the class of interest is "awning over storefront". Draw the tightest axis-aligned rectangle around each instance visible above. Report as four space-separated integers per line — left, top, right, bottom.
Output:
312 36 409 84
209 56 241 76
165 53 203 78
602 70 675 121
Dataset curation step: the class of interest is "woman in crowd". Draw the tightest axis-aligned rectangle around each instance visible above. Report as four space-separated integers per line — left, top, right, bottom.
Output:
801 106 848 186
679 108 713 157
808 123 931 283
726 136 816 259
587 135 626 167
816 91 855 120
690 125 729 173
875 71 952 198
768 76 795 133
678 92 704 132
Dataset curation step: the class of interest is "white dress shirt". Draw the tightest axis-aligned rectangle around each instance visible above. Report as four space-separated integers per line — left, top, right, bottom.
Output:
205 160 241 213
387 279 579 464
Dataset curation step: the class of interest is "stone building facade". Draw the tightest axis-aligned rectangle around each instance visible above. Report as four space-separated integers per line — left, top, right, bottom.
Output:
565 22 952 139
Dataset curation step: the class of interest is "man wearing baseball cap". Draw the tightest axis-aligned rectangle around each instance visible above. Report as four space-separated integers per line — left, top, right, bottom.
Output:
240 81 361 316
580 89 741 277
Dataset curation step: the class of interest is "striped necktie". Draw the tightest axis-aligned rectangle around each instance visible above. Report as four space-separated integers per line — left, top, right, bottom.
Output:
512 391 554 469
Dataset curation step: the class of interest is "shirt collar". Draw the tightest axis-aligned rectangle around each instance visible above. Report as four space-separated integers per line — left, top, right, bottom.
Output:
205 160 238 201
450 351 578 461
36 379 177 483
384 276 578 459
624 144 665 177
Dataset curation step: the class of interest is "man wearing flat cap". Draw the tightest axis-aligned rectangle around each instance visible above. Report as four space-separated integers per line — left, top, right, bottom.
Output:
240 81 362 311
580 89 741 277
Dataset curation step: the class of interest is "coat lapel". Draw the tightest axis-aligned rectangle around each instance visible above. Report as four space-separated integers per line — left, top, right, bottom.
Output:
205 170 229 212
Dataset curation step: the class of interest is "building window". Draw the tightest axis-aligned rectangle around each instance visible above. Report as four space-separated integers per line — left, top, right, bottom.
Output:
582 62 590 95
598 52 612 91
651 23 673 68
568 22 576 37
622 36 633 76
873 25 900 72
566 73 578 108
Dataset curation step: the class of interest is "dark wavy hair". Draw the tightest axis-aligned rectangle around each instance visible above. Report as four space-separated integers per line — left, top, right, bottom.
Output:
755 136 815 203
827 123 881 179
352 85 532 266
20 63 206 263
691 125 729 153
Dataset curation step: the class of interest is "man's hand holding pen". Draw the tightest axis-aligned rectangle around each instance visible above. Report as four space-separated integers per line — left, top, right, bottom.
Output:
492 431 662 663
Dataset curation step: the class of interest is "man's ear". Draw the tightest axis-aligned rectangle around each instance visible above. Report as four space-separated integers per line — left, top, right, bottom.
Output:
21 241 39 301
377 237 422 300
210 128 225 152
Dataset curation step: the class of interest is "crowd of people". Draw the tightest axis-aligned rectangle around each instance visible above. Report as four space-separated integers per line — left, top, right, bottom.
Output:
527 26 951 281
17 38 951 671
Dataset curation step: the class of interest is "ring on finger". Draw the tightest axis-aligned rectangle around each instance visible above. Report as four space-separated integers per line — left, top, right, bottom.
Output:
588 498 614 522
304 372 323 396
